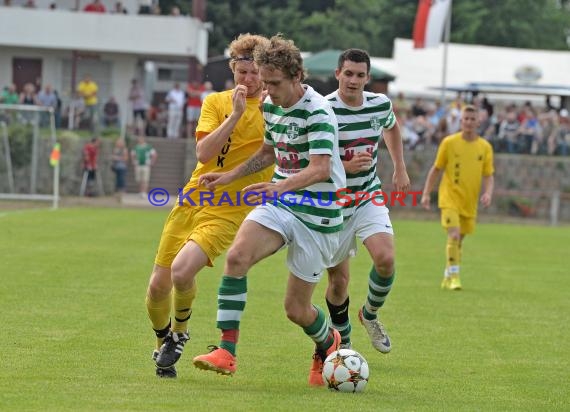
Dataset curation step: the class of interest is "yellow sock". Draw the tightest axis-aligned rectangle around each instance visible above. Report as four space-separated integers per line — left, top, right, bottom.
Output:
172 282 197 333
446 238 460 275
146 291 172 350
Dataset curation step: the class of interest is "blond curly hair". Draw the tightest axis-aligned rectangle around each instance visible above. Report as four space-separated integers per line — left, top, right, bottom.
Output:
228 33 270 72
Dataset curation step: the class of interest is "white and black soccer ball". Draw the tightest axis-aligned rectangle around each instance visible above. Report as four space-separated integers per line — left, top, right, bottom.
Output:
322 349 369 393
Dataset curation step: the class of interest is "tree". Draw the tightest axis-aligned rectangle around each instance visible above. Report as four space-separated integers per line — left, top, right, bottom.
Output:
200 0 570 57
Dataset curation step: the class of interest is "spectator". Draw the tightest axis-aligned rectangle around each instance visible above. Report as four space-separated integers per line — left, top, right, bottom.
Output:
37 84 58 126
185 80 205 138
23 0 36 8
165 83 184 138
1 84 19 104
170 5 181 16
518 107 541 154
447 106 461 134
533 110 556 155
103 97 120 127
111 138 128 194
83 137 100 197
200 81 215 102
146 103 167 137
19 82 38 105
19 83 38 124
128 79 147 134
449 93 466 113
138 0 151 14
411 97 426 117
498 108 520 153
224 79 235 90
433 115 449 146
76 74 99 132
548 109 570 156
113 1 127 13
130 135 157 196
477 108 496 143
84 0 106 12
482 97 494 117
393 92 410 122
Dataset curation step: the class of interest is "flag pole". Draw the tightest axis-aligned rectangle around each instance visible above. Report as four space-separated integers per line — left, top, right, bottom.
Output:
439 0 452 107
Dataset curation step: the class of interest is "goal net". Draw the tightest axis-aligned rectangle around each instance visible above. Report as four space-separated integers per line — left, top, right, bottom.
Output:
0 104 59 209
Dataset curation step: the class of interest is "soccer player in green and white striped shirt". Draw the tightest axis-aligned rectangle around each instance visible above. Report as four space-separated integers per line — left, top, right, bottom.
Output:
193 34 346 387
325 49 410 354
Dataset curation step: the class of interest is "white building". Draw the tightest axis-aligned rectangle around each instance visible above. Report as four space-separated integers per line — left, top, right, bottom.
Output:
372 38 570 106
0 2 208 113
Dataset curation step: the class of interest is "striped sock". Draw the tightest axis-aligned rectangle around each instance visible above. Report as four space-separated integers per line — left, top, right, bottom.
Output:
362 267 395 321
217 275 247 356
326 297 351 345
303 305 334 351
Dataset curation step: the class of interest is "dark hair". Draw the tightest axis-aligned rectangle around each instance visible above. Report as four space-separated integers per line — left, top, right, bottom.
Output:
338 49 371 73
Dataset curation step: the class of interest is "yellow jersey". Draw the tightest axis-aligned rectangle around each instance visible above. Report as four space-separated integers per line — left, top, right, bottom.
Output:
76 81 98 106
179 90 273 222
434 132 494 217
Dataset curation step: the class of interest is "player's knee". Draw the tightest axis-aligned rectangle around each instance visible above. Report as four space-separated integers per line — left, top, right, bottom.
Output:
170 260 195 290
448 232 461 242
148 268 172 299
372 251 395 275
283 303 306 326
328 273 349 297
225 246 254 271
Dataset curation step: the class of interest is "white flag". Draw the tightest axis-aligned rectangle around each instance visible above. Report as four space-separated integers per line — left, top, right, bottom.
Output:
413 0 452 48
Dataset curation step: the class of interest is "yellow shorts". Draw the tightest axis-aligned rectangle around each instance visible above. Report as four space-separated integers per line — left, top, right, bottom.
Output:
440 208 475 235
154 205 241 268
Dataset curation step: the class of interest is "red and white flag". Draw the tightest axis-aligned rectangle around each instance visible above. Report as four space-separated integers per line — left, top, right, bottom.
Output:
413 0 452 49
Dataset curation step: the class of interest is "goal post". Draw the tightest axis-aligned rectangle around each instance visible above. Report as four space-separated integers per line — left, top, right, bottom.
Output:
0 103 59 209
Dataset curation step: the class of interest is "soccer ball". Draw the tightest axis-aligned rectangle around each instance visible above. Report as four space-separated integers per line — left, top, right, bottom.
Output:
322 349 369 393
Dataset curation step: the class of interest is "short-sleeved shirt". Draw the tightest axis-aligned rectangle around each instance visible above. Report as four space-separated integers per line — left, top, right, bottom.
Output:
132 143 155 166
434 133 494 217
262 85 345 233
2 90 19 105
77 81 98 106
326 90 396 218
180 90 273 222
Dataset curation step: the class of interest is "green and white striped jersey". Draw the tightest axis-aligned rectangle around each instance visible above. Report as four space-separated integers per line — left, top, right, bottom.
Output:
263 85 346 233
325 90 396 217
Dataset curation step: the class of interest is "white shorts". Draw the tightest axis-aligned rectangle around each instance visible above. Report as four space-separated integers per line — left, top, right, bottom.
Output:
331 201 393 266
245 204 340 283
134 165 151 183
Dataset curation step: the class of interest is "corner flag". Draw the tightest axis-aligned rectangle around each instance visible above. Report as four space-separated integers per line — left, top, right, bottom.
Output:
50 143 60 167
413 0 452 49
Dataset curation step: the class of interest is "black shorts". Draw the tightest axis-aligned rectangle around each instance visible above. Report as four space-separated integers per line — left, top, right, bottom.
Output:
133 109 146 120
86 169 97 181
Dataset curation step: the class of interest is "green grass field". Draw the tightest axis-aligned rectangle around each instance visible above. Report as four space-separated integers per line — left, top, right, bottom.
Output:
0 207 568 411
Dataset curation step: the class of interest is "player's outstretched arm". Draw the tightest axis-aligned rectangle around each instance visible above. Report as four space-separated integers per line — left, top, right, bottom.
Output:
272 154 331 194
199 143 274 190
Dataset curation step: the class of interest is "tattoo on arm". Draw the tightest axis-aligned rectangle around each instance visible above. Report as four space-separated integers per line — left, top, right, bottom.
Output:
243 155 269 175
